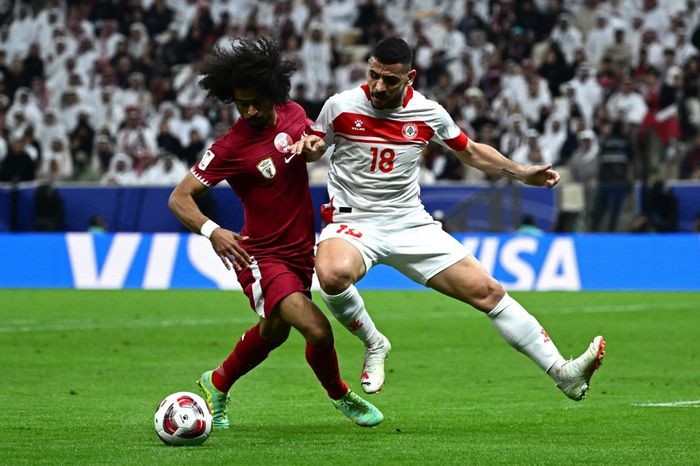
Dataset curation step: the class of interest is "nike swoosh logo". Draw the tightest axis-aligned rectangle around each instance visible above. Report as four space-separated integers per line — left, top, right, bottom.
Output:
284 153 297 164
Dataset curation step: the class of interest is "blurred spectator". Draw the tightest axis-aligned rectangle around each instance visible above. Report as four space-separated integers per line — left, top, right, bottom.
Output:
517 77 551 127
293 83 323 121
93 134 115 174
140 152 188 185
516 214 544 236
100 152 138 185
7 88 42 129
550 12 583 65
92 89 121 137
178 103 211 148
641 180 679 232
569 62 603 127
22 43 45 86
36 109 66 155
71 151 101 183
145 0 174 37
602 27 633 75
88 214 108 233
423 141 463 181
591 121 631 232
37 137 72 182
180 129 206 167
301 21 333 98
500 114 527 156
538 42 569 98
156 118 184 162
0 133 35 182
34 182 64 231
568 129 599 186
512 129 552 166
585 12 614 68
679 134 700 179
606 77 648 179
69 112 96 163
539 115 567 165
116 105 157 172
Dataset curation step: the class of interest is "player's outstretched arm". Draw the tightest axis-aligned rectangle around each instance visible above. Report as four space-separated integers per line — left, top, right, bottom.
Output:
289 135 327 162
169 173 251 271
453 139 560 188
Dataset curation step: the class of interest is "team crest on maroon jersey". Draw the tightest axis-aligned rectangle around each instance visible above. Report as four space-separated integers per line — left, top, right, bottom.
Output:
402 122 418 140
274 132 293 153
256 157 277 179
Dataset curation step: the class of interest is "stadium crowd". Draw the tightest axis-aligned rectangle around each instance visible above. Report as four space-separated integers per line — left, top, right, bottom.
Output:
0 0 697 231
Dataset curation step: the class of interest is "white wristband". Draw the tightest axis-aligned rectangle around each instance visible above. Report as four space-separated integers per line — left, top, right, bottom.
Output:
200 219 220 239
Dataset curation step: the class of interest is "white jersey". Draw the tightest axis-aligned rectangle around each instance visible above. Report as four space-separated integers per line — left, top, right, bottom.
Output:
310 84 468 222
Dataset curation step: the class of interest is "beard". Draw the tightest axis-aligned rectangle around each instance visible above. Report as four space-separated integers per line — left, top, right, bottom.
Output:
245 113 274 129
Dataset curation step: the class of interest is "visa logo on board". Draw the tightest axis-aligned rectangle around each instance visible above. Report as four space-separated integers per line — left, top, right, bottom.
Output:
64 234 580 291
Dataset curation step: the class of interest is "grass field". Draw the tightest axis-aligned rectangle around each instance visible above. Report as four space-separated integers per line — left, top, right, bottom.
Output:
1 290 699 464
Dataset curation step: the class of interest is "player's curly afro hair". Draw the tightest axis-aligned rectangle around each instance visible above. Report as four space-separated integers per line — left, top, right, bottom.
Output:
198 37 296 104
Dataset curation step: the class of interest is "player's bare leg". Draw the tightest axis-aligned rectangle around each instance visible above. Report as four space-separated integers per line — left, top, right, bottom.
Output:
427 256 605 400
278 292 384 426
317 238 391 394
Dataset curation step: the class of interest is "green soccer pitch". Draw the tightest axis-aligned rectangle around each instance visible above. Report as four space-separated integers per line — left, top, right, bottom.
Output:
1 290 698 464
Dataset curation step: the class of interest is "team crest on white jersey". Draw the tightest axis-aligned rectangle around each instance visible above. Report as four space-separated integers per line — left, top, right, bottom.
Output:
402 123 418 140
274 132 293 153
256 157 277 179
353 119 365 131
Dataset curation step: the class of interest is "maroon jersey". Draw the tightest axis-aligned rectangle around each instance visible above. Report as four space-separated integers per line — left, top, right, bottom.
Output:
191 101 315 260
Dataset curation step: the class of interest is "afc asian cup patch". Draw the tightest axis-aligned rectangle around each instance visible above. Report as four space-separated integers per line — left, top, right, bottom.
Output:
256 157 277 179
274 132 293 153
402 122 418 140
198 149 215 170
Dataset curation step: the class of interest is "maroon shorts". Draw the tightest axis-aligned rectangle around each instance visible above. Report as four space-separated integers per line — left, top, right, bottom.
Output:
235 256 314 318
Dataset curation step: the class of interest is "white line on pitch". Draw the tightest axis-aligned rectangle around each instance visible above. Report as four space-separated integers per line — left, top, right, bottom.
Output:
0 317 256 333
633 400 700 407
0 302 697 333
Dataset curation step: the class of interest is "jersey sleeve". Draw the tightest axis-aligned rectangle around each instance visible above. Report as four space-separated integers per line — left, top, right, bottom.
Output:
430 104 470 152
190 141 235 187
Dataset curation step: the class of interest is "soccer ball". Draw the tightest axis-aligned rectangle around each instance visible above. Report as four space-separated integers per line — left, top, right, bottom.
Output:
154 391 212 446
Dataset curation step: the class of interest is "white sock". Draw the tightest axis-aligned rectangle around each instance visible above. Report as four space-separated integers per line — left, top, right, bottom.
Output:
488 293 564 376
321 285 380 347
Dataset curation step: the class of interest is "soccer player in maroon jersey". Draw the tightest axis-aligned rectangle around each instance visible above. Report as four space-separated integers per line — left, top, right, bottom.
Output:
168 37 383 429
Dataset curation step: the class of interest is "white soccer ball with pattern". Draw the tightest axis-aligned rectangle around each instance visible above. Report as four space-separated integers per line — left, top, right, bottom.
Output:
154 391 212 446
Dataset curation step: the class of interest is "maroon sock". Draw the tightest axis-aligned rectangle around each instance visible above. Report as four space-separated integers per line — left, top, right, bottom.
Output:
212 324 279 392
305 342 350 400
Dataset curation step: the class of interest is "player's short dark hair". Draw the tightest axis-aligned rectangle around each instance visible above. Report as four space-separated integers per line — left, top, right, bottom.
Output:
371 37 413 68
198 37 295 104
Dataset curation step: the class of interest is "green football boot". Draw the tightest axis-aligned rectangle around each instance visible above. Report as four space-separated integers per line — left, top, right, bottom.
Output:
196 370 230 429
332 391 384 427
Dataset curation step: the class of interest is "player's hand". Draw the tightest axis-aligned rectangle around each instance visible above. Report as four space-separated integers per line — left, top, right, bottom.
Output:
209 228 251 271
290 135 327 160
522 164 560 188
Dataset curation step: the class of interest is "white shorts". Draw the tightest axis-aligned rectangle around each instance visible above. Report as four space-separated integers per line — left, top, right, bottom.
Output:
318 209 470 285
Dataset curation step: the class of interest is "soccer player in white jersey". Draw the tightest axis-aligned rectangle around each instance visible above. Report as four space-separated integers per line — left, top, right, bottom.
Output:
291 37 605 401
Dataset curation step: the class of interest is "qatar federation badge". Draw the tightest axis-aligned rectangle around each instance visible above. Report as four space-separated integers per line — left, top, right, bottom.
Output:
256 157 277 179
274 132 293 153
